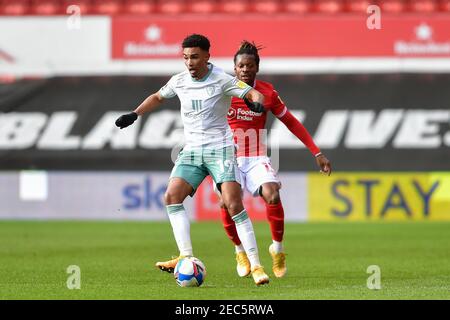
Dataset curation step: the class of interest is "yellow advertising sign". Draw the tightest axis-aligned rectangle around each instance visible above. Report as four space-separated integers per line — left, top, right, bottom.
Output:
308 172 450 221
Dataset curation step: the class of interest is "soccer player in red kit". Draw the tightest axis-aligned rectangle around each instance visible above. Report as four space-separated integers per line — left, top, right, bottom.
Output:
219 41 332 278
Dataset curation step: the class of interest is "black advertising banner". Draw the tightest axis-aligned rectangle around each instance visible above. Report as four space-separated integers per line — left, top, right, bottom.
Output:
0 74 449 171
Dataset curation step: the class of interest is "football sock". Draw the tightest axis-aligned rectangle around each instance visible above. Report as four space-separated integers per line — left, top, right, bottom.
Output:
271 240 284 254
166 204 193 257
232 210 261 268
220 207 242 246
266 202 285 242
235 244 245 254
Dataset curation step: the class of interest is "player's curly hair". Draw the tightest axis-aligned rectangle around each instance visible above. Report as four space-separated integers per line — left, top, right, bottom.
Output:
233 40 264 67
182 34 210 52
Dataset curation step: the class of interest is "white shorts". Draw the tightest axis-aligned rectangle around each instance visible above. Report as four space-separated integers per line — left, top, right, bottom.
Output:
213 156 281 197
237 156 281 197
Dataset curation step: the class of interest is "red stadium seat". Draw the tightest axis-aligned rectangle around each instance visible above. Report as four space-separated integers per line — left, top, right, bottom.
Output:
378 0 407 13
218 0 249 14
410 0 437 12
0 0 30 15
31 0 62 15
92 0 123 15
188 0 217 14
251 0 281 14
124 0 156 14
440 0 450 12
345 0 374 12
314 0 345 13
63 0 92 15
157 0 186 14
283 0 313 14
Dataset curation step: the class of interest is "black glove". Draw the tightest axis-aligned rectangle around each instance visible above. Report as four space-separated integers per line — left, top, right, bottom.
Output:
243 98 265 113
115 112 138 129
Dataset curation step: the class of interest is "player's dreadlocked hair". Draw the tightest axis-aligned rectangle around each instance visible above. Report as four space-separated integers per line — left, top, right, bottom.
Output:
182 34 211 52
233 41 263 67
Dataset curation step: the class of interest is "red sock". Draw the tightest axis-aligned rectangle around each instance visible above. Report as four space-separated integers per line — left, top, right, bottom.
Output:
220 207 241 246
266 202 285 242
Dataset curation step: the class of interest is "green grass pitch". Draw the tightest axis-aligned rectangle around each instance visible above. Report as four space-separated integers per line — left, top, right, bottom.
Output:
0 221 449 300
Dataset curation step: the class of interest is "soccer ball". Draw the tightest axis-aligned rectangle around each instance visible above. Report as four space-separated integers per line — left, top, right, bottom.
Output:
174 257 206 287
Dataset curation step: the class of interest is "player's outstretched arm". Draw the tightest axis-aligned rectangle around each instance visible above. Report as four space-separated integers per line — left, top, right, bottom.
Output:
243 89 265 113
277 109 332 176
133 91 165 116
115 91 165 129
278 110 320 154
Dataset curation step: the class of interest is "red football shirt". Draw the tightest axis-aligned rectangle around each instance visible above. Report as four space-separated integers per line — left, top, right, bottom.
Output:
227 80 287 157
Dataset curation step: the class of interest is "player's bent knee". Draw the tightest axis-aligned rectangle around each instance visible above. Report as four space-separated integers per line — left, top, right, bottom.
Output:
224 200 244 216
262 185 281 204
164 189 186 205
266 193 280 204
164 178 193 205
164 191 175 205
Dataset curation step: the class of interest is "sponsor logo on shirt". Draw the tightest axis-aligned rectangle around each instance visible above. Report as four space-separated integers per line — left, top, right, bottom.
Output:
206 86 215 96
227 108 237 119
183 111 208 119
227 107 262 121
